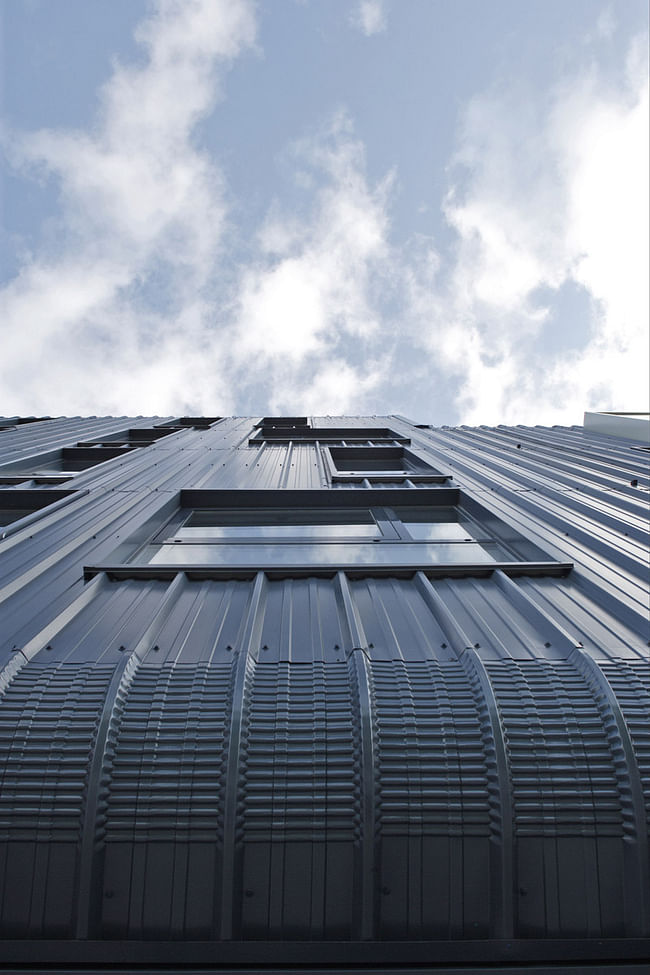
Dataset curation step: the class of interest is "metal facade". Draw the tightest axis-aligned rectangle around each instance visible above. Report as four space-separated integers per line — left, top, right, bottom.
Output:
0 413 648 972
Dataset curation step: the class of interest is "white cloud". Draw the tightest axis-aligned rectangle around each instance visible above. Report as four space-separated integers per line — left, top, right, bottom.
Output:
1 0 256 416
596 6 617 40
415 31 650 425
1 3 646 427
228 113 394 409
1 3 393 418
270 358 388 415
350 0 387 37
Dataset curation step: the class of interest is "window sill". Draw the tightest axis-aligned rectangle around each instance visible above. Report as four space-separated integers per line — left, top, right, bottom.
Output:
84 560 573 582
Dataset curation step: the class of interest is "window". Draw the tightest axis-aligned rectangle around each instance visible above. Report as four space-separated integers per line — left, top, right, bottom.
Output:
148 501 498 567
0 489 76 534
324 446 446 483
155 417 221 430
92 488 567 579
249 426 410 446
163 507 383 541
77 427 182 447
0 427 187 480
0 447 136 478
258 416 310 429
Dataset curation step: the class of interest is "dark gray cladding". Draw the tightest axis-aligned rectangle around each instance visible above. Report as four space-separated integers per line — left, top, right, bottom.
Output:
0 413 648 968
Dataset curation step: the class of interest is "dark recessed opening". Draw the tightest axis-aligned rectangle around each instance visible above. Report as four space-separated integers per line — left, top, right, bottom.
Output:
0 489 76 529
251 426 410 444
329 446 437 475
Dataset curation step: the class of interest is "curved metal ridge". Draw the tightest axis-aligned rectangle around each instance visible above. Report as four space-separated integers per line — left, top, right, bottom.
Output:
220 571 267 939
75 571 188 938
336 572 376 940
492 569 581 654
413 570 473 652
461 647 514 938
570 647 650 936
348 647 377 940
75 650 139 938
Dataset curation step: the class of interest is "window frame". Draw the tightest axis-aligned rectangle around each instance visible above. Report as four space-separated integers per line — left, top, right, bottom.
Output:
322 445 449 484
248 426 411 446
0 488 79 538
85 488 571 581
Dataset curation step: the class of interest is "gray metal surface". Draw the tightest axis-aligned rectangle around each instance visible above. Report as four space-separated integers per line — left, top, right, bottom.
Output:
0 414 648 967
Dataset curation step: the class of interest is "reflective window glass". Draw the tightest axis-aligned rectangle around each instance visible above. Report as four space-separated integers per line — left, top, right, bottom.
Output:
176 507 382 540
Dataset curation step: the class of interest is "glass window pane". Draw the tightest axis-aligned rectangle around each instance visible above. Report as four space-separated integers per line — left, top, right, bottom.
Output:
392 506 459 523
187 507 375 527
403 522 475 540
150 541 497 567
177 523 381 539
180 507 381 539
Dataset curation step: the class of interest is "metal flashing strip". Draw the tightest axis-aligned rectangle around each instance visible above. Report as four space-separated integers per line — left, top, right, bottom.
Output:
84 561 574 582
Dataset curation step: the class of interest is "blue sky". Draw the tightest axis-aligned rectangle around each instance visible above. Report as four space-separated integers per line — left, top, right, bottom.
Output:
1 0 648 424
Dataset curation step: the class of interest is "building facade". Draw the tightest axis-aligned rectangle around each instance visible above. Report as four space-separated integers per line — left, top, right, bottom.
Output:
0 414 648 971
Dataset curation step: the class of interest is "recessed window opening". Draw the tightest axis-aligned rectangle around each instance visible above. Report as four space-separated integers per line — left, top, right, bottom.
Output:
155 417 221 429
78 427 186 447
0 445 138 478
250 426 410 445
325 445 446 483
89 488 565 578
142 496 519 568
0 490 76 532
329 446 435 475
80 426 194 449
259 416 310 428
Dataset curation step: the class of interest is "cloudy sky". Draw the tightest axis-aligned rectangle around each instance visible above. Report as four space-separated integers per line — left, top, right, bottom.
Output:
1 0 647 425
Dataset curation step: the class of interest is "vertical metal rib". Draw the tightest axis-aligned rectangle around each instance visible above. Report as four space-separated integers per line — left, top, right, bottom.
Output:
219 571 266 940
571 647 650 936
492 570 581 653
0 572 109 697
336 571 376 940
460 647 514 938
414 571 473 654
75 571 188 938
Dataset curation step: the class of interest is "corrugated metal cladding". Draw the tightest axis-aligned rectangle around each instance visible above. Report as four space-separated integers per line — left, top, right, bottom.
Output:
0 413 648 972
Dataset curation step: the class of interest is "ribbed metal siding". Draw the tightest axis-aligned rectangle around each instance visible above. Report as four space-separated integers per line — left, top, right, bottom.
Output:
0 415 648 961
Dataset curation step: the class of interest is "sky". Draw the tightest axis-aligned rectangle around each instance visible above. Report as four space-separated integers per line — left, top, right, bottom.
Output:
0 0 648 426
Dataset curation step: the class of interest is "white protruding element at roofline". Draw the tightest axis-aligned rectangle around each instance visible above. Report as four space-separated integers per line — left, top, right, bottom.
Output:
583 412 650 443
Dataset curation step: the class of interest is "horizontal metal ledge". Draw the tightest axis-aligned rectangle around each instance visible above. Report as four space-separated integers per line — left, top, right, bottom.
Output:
84 561 573 583
0 936 647 966
180 487 459 507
